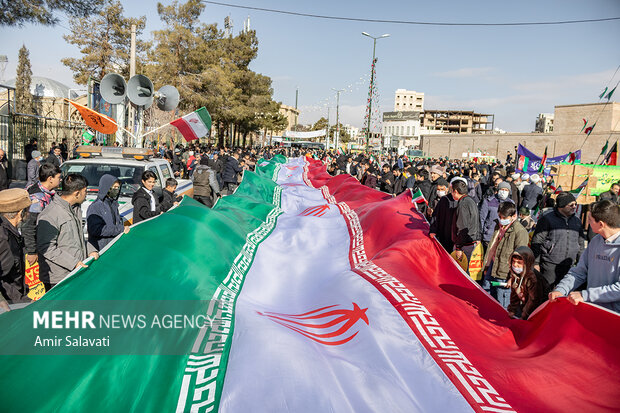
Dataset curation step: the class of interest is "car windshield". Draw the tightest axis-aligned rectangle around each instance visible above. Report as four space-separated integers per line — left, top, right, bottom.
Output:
60 163 146 197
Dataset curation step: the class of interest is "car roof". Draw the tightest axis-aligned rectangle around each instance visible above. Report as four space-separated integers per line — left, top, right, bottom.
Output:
63 157 168 167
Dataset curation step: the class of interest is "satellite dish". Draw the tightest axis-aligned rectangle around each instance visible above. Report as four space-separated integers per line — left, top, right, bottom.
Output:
127 74 154 107
156 85 180 111
100 73 127 104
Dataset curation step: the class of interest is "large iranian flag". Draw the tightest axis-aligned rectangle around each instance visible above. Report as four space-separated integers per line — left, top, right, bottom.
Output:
0 156 619 412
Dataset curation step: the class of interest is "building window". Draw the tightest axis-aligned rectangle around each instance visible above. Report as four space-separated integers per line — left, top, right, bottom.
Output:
407 126 410 135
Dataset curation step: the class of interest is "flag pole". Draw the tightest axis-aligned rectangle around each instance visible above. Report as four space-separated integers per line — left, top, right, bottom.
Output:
137 122 172 140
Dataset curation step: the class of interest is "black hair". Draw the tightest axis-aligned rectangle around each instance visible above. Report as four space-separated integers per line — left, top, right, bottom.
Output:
62 174 88 195
498 202 517 217
165 178 178 188
142 170 158 182
416 169 429 180
452 180 468 195
39 163 61 181
591 200 620 229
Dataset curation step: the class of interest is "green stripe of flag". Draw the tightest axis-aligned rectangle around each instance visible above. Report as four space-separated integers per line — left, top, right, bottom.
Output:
0 162 286 412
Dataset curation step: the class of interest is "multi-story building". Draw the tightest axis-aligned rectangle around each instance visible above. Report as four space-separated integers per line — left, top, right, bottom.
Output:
382 111 421 149
394 89 424 112
343 124 359 141
421 110 494 134
535 113 554 133
278 104 300 132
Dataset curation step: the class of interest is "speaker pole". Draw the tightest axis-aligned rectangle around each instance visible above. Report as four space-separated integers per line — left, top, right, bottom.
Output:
129 24 137 147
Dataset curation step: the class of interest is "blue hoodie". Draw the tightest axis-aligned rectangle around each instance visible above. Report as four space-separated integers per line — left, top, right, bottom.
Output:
86 174 124 251
555 231 620 313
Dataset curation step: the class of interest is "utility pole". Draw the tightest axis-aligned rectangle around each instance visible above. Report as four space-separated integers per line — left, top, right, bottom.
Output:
128 24 137 147
294 87 299 132
326 106 330 151
332 88 344 150
362 32 390 152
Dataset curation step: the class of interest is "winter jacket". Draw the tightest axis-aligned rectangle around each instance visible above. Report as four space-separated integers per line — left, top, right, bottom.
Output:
87 174 124 251
451 195 481 250
554 232 620 313
193 164 220 198
222 156 243 184
467 178 483 205
392 174 406 195
507 247 546 320
430 193 458 252
479 195 515 243
22 182 56 255
508 180 521 207
520 182 543 210
160 189 181 212
410 179 432 202
37 196 93 285
599 190 619 204
483 220 529 280
45 154 62 168
0 216 27 302
531 209 585 266
361 172 377 189
27 159 40 187
379 172 394 194
131 187 161 224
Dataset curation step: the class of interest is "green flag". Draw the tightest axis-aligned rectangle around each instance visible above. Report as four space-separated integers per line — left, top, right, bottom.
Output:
601 140 609 156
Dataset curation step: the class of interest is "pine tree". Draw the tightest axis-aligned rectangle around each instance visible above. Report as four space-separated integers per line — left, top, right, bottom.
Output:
1 0 104 27
15 45 34 115
61 0 148 85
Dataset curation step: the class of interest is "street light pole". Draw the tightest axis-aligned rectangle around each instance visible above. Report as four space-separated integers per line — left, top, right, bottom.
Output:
362 32 389 152
332 88 344 151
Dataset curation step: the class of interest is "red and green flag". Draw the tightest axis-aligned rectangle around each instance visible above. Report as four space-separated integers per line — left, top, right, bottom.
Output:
600 140 609 156
517 154 529 172
602 141 618 166
170 107 212 142
410 188 428 205
538 146 548 173
584 123 596 136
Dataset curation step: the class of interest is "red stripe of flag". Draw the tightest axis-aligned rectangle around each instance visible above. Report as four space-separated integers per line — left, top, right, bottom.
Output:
171 118 199 141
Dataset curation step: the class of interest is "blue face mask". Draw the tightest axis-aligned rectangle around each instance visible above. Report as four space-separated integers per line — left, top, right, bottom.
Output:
499 218 512 226
512 265 524 274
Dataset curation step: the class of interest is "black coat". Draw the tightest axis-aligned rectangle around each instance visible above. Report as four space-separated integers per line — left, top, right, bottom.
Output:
131 187 161 224
0 216 27 302
531 209 586 267
430 194 459 252
45 154 62 168
521 183 543 210
222 157 243 184
451 195 481 249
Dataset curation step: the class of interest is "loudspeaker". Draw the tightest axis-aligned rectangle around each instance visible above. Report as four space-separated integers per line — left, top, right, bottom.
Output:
127 74 154 108
156 85 180 111
100 73 127 104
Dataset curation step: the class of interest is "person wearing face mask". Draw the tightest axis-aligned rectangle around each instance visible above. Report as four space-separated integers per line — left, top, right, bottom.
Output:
479 181 514 252
549 200 620 313
481 202 529 308
0 189 32 304
531 192 586 289
506 246 546 320
87 174 129 251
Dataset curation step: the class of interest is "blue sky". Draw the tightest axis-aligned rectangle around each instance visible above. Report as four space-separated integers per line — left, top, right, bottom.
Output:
2 0 619 132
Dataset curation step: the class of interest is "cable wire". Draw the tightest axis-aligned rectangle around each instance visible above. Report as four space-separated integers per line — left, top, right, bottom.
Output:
202 1 620 27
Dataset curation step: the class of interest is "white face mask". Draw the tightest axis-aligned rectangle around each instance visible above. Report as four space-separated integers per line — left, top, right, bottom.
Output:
498 190 509 200
437 190 447 198
512 265 524 274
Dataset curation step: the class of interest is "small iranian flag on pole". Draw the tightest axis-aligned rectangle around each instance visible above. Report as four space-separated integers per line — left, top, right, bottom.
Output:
410 188 428 205
171 107 212 142
336 147 344 155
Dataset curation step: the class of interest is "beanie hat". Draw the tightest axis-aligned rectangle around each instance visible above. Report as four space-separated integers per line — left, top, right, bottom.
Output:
498 181 511 191
31 150 42 159
556 192 576 208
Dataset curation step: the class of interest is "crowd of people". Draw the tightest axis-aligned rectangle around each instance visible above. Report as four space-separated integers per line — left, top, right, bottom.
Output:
313 149 620 317
0 141 286 310
0 142 618 318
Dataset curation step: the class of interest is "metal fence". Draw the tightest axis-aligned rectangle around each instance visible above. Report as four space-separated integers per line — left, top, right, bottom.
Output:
0 114 90 162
